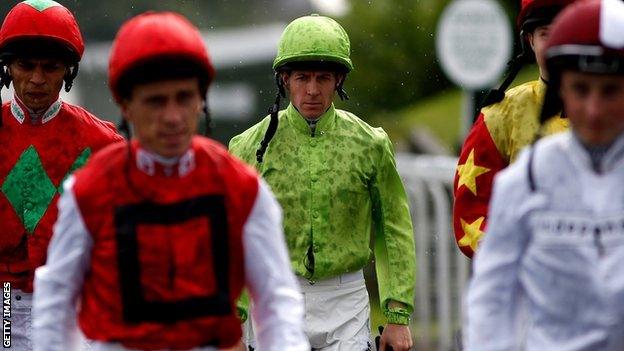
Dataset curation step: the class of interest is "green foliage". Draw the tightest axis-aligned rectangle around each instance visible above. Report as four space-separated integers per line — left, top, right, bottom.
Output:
0 0 526 144
337 0 523 124
370 66 541 153
339 0 453 118
0 0 307 41
385 88 462 150
65 0 289 41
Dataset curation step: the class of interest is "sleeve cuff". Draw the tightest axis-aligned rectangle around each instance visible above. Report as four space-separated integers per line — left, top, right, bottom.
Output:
384 308 411 325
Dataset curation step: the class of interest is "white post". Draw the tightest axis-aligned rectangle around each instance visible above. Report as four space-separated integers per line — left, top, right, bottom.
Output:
461 89 475 143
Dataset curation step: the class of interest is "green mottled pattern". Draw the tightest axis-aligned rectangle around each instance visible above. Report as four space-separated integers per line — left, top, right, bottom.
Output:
2 146 56 233
230 103 415 319
23 0 61 11
273 14 353 71
58 148 91 194
2 146 92 232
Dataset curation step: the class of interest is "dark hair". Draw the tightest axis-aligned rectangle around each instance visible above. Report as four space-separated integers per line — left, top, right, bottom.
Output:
522 6 565 34
116 56 209 101
276 60 349 74
0 38 77 65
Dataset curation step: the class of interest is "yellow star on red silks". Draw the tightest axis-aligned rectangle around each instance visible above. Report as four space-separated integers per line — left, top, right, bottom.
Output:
459 217 485 252
456 149 490 195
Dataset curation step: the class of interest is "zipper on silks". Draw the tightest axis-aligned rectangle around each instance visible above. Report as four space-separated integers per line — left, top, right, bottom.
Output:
304 227 315 285
305 245 315 285
309 120 317 137
594 226 605 257
305 120 316 285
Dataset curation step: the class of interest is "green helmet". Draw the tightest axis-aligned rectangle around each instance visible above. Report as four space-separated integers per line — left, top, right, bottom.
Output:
273 14 353 72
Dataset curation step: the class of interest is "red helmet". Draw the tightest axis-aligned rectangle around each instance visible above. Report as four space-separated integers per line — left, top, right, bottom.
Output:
546 0 624 77
0 0 84 62
540 0 624 121
518 0 577 32
108 11 215 104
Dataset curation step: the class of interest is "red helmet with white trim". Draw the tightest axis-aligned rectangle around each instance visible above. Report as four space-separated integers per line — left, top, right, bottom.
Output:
108 11 215 104
0 0 84 63
541 0 624 121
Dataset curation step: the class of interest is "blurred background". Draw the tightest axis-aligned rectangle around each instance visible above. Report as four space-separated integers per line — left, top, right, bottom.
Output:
0 1 542 350
0 0 535 152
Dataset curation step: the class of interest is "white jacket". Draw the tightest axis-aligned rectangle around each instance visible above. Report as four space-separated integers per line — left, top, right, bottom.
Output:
465 131 624 351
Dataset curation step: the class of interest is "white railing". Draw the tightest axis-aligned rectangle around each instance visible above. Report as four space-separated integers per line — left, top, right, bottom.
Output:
396 153 470 351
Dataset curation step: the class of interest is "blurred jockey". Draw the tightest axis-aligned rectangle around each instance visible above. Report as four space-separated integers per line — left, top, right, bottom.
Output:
466 0 624 349
452 0 576 258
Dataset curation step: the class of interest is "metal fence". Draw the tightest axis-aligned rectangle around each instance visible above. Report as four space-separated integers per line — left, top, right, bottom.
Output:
396 153 470 351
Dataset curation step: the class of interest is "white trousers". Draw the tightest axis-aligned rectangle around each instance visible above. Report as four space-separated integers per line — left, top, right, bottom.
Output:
245 270 371 351
89 342 217 351
9 288 95 351
7 289 33 350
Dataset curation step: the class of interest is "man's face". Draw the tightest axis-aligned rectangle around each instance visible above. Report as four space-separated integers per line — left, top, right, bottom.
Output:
121 78 202 158
9 57 67 112
560 71 624 146
528 25 551 80
283 70 340 120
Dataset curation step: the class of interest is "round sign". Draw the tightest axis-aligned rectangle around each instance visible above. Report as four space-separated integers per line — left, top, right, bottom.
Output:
436 0 512 89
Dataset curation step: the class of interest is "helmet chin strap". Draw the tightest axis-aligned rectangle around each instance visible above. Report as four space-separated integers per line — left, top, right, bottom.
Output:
0 65 11 127
276 72 286 98
118 118 131 139
480 31 532 108
64 63 79 92
203 99 212 137
336 76 349 101
255 72 285 163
